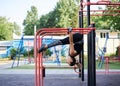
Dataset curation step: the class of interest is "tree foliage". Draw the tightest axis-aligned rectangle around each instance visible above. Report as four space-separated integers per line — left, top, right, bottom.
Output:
23 0 120 35
103 0 120 31
39 0 80 28
90 0 120 31
23 6 38 35
0 17 20 40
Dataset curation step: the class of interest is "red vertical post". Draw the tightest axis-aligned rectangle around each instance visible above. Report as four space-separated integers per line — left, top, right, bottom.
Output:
38 36 40 86
105 56 109 73
37 36 43 86
40 36 43 86
34 35 38 86
35 35 42 86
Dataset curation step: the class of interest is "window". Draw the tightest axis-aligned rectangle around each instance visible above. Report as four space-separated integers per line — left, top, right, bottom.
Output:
100 32 109 38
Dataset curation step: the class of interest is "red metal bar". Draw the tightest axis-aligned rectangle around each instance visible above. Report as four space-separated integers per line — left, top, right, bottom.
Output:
81 0 120 8
107 5 120 7
39 37 43 86
38 36 40 86
36 28 95 36
34 28 96 86
34 35 37 86
105 56 109 74
81 10 120 13
83 14 120 16
86 2 120 6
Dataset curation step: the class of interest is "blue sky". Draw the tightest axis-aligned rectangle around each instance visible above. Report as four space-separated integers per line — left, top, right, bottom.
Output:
0 0 59 29
0 0 101 29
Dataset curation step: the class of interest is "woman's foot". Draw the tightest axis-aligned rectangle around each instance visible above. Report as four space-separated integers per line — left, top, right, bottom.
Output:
38 44 47 53
67 27 72 34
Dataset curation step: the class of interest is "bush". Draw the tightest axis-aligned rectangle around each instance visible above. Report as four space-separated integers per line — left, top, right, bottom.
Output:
115 46 120 57
23 49 28 57
10 48 17 60
29 48 34 57
45 49 52 56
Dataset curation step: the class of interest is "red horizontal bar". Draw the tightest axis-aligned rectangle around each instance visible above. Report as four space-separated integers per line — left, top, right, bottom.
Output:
36 28 95 36
80 10 120 13
107 5 120 7
84 2 120 6
83 14 120 16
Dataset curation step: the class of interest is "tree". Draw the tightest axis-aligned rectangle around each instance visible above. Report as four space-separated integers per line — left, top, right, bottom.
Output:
39 0 80 28
96 0 120 31
23 6 38 35
10 47 17 60
55 0 80 28
0 17 20 40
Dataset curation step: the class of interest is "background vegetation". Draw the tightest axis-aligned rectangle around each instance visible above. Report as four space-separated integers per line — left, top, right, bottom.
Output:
0 0 120 39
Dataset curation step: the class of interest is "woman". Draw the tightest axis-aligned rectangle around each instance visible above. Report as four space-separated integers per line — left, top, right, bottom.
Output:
38 27 83 67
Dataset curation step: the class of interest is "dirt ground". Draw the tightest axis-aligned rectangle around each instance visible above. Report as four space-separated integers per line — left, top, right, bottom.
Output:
0 74 120 86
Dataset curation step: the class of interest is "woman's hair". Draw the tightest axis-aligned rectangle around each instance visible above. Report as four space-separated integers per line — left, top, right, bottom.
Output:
69 57 76 66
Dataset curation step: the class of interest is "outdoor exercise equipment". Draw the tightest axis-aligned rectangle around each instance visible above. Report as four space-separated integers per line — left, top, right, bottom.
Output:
11 35 24 68
80 0 120 17
79 0 120 85
34 25 96 86
81 9 120 16
98 33 109 68
34 0 120 86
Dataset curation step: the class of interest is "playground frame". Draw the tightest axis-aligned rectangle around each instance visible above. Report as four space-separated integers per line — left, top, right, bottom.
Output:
34 27 96 86
34 0 120 86
80 0 120 16
79 0 120 86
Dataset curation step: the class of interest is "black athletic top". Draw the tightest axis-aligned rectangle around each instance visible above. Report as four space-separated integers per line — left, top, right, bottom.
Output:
69 42 83 58
74 43 83 54
68 43 83 66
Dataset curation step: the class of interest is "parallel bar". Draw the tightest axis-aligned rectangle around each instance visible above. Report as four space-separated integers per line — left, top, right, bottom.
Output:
83 14 120 16
81 10 120 12
34 35 37 86
88 24 96 86
79 0 84 81
86 2 120 5
87 0 92 86
36 28 95 36
35 27 96 86
38 36 40 86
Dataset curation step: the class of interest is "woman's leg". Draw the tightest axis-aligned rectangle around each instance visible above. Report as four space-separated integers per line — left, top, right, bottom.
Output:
66 31 79 66
60 32 83 44
69 32 77 57
39 32 83 53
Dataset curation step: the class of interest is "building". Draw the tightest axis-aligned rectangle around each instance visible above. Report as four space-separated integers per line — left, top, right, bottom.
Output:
0 30 120 58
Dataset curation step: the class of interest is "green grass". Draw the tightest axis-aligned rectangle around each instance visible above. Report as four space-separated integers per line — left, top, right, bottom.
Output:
11 60 120 70
10 64 35 69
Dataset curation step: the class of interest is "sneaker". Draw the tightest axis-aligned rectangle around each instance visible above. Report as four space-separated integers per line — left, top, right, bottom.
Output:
67 27 72 34
38 44 47 53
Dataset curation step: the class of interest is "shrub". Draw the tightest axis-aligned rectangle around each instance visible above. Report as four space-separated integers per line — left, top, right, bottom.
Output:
10 48 17 60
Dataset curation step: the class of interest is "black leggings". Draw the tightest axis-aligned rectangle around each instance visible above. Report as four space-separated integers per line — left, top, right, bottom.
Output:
60 33 83 44
47 32 83 54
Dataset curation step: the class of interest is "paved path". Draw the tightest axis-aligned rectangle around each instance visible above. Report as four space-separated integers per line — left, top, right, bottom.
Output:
0 62 120 86
0 74 120 86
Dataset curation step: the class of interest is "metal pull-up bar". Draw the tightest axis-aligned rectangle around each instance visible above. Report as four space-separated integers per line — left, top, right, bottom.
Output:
80 9 120 16
82 0 120 6
34 27 95 86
